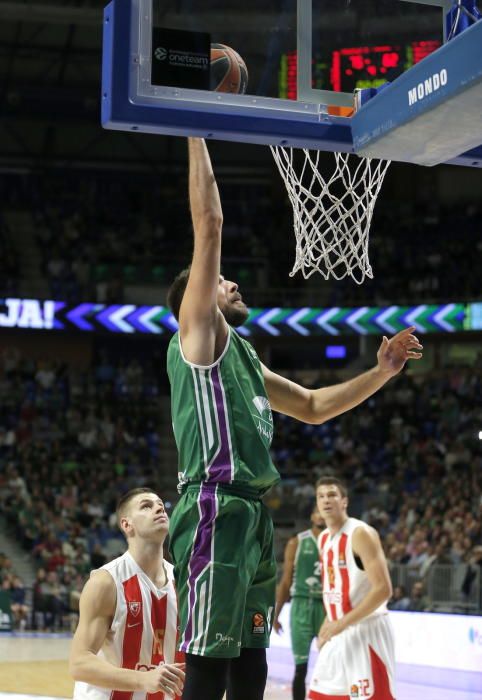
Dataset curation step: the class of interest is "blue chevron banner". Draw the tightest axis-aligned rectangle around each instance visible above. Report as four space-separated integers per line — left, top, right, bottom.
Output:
0 298 478 337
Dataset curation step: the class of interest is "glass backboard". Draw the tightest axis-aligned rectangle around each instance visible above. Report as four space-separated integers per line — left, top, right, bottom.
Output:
132 0 444 107
102 0 482 165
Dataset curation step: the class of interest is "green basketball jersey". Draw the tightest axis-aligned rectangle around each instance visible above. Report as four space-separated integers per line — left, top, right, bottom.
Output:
167 327 280 494
290 530 323 599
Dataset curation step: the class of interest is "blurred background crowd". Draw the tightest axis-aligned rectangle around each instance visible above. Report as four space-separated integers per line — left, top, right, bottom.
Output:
1 172 481 309
1 343 480 631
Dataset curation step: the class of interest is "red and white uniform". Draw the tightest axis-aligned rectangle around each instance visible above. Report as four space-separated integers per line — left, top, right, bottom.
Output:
74 551 184 700
308 518 396 700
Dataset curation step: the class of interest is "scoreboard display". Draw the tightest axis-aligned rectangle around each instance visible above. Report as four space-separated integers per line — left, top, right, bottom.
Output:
279 41 441 99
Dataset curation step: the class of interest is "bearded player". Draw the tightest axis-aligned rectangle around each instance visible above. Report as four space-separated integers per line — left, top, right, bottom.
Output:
166 137 422 700
309 476 396 700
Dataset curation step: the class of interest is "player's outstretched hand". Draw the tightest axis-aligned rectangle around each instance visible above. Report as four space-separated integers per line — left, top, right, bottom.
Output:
376 326 423 376
142 662 186 696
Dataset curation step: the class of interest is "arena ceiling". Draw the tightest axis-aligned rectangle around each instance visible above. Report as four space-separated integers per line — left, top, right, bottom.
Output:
0 1 161 172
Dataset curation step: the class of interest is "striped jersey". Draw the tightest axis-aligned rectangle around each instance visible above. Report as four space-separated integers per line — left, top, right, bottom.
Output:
167 327 280 494
73 551 183 700
290 530 323 599
318 517 388 622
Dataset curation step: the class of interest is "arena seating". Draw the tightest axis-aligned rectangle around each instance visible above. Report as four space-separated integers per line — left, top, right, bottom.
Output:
1 173 481 307
0 347 480 626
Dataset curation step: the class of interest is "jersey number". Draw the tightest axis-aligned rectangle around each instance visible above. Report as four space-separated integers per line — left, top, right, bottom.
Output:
358 679 370 697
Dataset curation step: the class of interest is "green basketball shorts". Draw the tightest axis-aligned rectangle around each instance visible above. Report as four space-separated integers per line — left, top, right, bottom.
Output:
169 482 276 658
290 596 325 665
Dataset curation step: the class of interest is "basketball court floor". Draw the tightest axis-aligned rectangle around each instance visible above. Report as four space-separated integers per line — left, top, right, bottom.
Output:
1 634 481 700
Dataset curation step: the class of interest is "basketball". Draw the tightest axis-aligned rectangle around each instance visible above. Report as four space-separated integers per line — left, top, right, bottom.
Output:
210 43 248 94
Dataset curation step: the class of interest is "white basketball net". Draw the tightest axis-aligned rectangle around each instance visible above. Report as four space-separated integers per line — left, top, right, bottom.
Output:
271 147 390 284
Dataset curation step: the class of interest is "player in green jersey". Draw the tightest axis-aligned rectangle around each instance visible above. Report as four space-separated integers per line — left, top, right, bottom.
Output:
166 137 423 700
273 506 325 700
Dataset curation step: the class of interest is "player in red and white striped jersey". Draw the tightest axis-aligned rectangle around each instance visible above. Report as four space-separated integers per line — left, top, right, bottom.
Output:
70 488 185 700
308 476 396 700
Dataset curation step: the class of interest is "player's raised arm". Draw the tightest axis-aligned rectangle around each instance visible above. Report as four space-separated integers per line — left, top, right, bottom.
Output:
179 137 228 365
262 327 423 424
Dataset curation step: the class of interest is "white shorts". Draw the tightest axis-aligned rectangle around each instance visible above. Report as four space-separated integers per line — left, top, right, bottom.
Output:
308 614 396 699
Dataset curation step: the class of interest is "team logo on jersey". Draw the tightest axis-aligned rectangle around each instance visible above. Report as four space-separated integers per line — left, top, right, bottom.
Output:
325 590 341 604
252 396 273 443
177 471 189 493
339 553 347 568
129 601 141 617
252 396 272 419
327 565 335 587
252 612 265 634
350 684 359 697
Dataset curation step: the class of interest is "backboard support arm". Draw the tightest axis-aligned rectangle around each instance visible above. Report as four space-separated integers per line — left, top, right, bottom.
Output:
398 0 481 41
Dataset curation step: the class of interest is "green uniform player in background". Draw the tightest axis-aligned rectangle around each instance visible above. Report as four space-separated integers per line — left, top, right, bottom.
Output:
274 506 325 700
165 137 423 700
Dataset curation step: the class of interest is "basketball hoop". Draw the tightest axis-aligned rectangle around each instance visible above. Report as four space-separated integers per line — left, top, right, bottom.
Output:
271 147 390 284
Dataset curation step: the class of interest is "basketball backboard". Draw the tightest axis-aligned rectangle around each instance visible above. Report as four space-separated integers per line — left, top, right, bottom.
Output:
102 0 482 166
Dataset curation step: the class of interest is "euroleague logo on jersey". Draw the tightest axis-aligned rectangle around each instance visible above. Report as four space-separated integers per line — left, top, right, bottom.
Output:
252 612 265 634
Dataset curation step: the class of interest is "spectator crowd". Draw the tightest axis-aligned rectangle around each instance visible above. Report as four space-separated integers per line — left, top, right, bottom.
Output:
0 344 172 630
269 368 482 611
1 172 481 307
0 344 481 629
